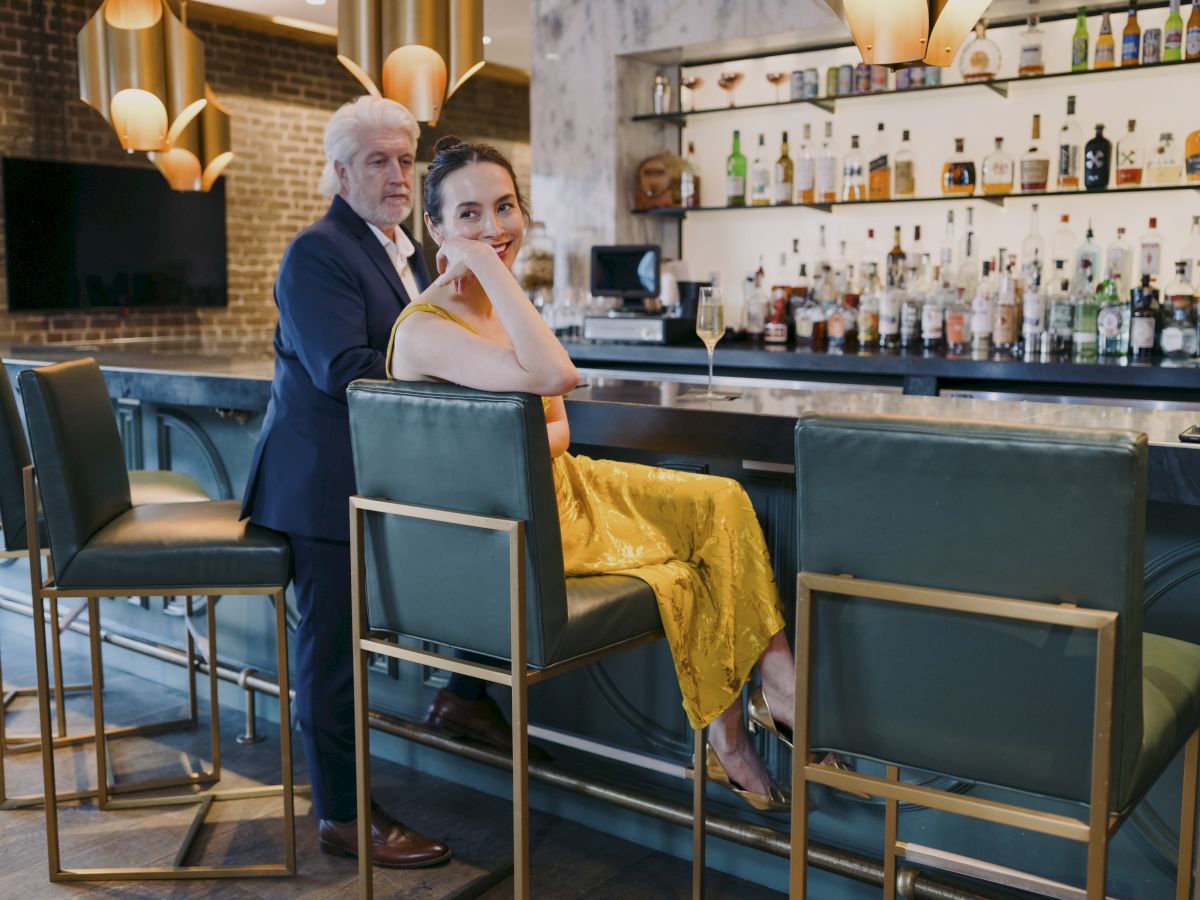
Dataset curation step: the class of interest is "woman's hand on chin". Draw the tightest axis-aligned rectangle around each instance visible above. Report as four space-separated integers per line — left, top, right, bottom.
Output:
432 237 500 290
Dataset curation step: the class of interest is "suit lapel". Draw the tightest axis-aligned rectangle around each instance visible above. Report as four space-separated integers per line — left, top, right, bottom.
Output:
326 196 424 308
360 231 412 306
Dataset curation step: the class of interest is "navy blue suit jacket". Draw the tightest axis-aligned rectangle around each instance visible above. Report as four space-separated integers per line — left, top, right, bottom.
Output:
241 195 430 541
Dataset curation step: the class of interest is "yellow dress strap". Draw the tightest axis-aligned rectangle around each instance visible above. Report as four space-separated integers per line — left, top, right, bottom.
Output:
386 302 479 378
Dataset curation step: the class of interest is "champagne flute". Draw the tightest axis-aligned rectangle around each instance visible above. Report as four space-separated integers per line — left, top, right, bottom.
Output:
695 286 726 400
717 71 743 108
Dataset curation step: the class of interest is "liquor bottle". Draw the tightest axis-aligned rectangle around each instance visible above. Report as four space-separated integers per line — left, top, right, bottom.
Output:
1053 214 1077 276
1071 271 1099 361
750 133 771 206
1095 12 1116 67
944 273 969 354
825 293 857 353
1084 125 1112 190
1107 226 1135 293
939 210 956 279
1020 114 1050 192
1160 261 1198 357
834 239 855 296
1188 0 1200 59
959 20 1001 81
1096 272 1130 356
1165 0 1185 60
726 130 747 206
817 122 838 203
1021 203 1046 291
942 137 976 195
992 259 1020 355
886 226 906 288
1140 216 1164 284
1057 96 1082 191
860 229 881 282
1122 2 1141 66
680 141 700 208
970 261 995 354
982 137 1014 195
796 123 815 204
1115 119 1144 186
1129 274 1160 360
774 131 794 206
922 278 946 352
1183 215 1200 283
1075 223 1103 289
959 206 979 297
858 264 881 350
1047 262 1075 355
868 122 890 200
842 134 865 202
1019 14 1046 76
1145 133 1182 183
894 129 916 198
1022 263 1046 356
899 265 923 351
1186 127 1200 183
1072 7 1091 71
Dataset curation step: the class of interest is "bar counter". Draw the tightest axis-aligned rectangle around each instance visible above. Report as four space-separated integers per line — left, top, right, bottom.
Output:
5 343 1200 898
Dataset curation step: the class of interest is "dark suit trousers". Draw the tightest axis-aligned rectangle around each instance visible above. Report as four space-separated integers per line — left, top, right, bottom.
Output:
288 533 357 822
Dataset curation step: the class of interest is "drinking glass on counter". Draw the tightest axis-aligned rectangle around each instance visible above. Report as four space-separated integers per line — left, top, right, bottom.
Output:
685 286 739 401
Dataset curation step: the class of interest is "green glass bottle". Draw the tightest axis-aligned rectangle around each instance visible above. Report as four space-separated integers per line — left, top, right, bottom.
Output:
1165 0 1185 60
1072 7 1090 71
726 130 747 207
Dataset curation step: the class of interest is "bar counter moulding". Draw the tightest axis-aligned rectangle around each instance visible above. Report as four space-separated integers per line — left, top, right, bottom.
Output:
632 56 1200 125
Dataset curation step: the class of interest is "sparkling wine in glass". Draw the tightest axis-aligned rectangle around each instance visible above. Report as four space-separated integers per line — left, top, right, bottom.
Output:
695 287 726 400
680 74 702 112
718 71 744 108
766 71 787 102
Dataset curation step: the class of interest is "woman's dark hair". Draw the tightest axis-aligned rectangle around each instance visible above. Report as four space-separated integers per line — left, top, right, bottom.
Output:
424 135 530 226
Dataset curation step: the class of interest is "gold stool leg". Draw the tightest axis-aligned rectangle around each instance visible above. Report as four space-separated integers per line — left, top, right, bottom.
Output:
511 671 529 900
1177 730 1200 900
692 726 706 900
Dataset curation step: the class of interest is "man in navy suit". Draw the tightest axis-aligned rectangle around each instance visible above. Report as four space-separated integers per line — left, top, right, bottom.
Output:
241 96 451 868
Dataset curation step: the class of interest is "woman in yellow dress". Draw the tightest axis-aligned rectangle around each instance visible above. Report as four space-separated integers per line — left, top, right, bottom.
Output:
388 136 796 809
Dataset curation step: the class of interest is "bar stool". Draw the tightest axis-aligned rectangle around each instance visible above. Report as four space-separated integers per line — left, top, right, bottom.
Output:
0 366 210 809
789 413 1200 900
20 358 296 882
346 379 704 900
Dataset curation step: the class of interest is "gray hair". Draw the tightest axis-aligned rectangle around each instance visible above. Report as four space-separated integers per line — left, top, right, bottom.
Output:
317 95 421 197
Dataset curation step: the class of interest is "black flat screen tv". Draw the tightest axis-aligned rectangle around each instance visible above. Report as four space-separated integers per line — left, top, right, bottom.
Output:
2 157 227 311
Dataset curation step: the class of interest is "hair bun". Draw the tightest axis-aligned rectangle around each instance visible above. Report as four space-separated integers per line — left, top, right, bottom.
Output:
433 135 465 155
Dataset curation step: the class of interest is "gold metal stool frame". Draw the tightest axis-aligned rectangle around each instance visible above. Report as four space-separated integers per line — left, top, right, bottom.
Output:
788 571 1200 900
349 495 705 900
24 466 297 881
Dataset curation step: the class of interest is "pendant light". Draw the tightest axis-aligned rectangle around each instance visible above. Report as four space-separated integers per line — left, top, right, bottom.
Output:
149 85 232 192
821 0 992 67
77 0 206 152
337 0 484 125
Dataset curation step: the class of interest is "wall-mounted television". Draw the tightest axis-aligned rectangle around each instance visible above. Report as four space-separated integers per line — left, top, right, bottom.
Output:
2 157 228 312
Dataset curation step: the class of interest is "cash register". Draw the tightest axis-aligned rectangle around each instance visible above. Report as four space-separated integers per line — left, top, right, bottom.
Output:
581 245 696 344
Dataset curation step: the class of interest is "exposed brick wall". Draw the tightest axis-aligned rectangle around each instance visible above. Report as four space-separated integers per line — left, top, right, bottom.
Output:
0 0 530 345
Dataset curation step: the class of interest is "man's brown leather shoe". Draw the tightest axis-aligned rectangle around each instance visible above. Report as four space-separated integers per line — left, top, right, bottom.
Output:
318 804 451 869
425 688 551 762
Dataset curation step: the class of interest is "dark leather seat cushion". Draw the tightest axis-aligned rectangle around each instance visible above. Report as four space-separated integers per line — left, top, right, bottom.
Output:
545 574 661 667
55 499 290 590
128 470 210 505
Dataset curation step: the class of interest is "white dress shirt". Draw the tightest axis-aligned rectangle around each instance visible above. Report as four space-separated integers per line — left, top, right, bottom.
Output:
367 222 422 303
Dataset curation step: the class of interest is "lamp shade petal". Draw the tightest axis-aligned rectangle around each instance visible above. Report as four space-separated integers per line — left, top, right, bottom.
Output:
162 1 206 145
337 0 383 96
381 0 449 123
149 84 232 192
822 0 987 67
447 0 484 100
924 0 994 66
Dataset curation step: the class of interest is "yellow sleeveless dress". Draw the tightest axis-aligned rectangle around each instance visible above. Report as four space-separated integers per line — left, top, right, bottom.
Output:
387 303 786 728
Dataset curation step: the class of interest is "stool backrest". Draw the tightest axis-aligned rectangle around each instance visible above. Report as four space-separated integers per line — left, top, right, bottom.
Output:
347 380 568 668
18 359 132 576
0 368 33 551
795 412 1146 805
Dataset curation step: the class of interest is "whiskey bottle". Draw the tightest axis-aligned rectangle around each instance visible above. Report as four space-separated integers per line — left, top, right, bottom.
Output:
886 226 906 288
1115 119 1143 186
1057 96 1082 191
959 20 1001 81
1122 2 1142 66
894 129 916 198
944 276 969 354
796 123 815 204
1020 114 1050 192
868 122 890 200
1072 7 1091 72
1084 124 1112 190
816 122 838 203
992 258 1020 356
750 133 771 206
942 137 976 195
1129 274 1160 360
982 137 1014 195
1019 15 1046 76
725 130 747 206
842 134 866 201
774 131 794 205
1145 133 1182 184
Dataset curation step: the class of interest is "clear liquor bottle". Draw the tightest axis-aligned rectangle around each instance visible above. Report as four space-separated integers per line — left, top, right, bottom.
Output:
992 260 1021 355
1140 216 1164 284
858 264 881 350
894 129 916 198
680 141 701 208
970 261 995 355
922 278 946 352
944 275 970 354
958 206 979 298
1047 262 1075 356
842 134 866 201
1021 114 1050 192
1075 223 1103 291
1096 271 1131 356
939 210 956 283
774 131 794 205
816 122 838 203
1052 214 1077 278
868 122 890 200
1146 133 1182 184
725 130 747 206
1182 215 1200 284
1019 14 1046 76
1106 227 1135 296
899 264 923 351
1057 96 1082 191
960 20 1001 81
1129 274 1160 360
1022 264 1046 356
1071 272 1100 361
1160 261 1198 357
982 137 1014 195
1115 119 1143 186
796 123 815 204
750 133 771 206
1021 203 1046 291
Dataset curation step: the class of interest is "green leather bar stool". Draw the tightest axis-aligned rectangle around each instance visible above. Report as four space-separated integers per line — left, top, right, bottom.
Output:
789 412 1200 900
0 366 210 809
347 380 704 900
20 358 296 882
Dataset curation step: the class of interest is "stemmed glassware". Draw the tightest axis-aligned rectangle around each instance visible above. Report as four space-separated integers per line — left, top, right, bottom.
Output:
766 71 787 102
717 71 744 108
696 287 727 400
680 74 702 112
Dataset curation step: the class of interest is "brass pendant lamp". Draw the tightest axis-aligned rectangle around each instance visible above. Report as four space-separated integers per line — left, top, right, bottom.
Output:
149 85 232 191
78 0 206 152
821 0 993 66
337 0 485 125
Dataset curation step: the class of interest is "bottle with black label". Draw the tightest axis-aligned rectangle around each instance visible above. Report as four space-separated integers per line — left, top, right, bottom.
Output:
1129 274 1160 360
1084 124 1112 190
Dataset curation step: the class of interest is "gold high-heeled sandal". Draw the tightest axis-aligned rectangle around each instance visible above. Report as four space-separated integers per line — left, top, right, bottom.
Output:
694 742 790 813
746 684 793 749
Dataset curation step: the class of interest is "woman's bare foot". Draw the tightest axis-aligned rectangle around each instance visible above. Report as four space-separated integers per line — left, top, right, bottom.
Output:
707 705 772 796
